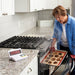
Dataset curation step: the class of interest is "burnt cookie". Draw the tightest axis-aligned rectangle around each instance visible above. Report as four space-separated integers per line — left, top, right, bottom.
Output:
48 61 52 64
59 53 62 55
55 55 59 57
60 56 63 58
57 58 61 61
53 61 57 64
51 58 55 61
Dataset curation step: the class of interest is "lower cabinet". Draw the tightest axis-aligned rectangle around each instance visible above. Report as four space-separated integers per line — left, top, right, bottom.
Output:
20 55 38 75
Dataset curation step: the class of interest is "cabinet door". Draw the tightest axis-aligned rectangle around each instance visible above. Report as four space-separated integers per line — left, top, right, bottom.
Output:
0 0 2 16
20 56 38 75
30 0 39 11
45 0 58 9
2 0 14 15
58 0 71 9
30 0 58 11
15 0 30 12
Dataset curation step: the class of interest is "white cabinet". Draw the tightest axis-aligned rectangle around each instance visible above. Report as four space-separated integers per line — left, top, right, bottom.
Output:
0 0 72 14
30 0 71 11
20 56 38 75
15 0 30 12
45 0 58 9
58 0 71 15
30 0 58 11
30 0 39 11
58 0 71 9
0 0 2 16
0 0 14 16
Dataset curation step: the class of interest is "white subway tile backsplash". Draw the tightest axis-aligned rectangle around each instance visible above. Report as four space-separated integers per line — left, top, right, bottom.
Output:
0 13 38 42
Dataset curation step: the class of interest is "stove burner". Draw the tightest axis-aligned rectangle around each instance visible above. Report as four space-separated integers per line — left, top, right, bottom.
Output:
0 36 45 49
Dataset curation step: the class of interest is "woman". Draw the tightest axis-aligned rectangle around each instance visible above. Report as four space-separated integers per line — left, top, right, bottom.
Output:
50 5 75 75
51 5 75 55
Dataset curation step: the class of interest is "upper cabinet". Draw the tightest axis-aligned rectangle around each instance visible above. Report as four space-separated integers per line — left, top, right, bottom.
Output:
30 0 56 11
30 0 71 11
15 0 30 13
0 0 72 15
58 0 71 9
15 0 59 12
0 0 2 16
45 0 58 9
0 0 14 16
30 0 47 11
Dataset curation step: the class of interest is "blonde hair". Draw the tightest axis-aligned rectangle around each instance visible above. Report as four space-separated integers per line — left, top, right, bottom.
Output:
52 5 67 17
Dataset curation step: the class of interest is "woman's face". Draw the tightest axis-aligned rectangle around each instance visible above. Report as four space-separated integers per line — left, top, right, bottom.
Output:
55 14 67 24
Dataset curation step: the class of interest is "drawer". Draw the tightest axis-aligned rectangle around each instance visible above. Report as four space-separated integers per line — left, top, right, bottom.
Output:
20 55 38 75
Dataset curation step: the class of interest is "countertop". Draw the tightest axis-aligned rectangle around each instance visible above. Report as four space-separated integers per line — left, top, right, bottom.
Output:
0 26 54 75
0 48 39 75
19 26 54 40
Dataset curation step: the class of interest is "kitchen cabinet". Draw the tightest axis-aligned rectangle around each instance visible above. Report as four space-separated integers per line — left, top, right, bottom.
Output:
30 0 39 11
15 0 30 12
45 0 58 9
30 0 61 11
20 56 38 75
22 0 58 12
58 0 71 9
30 0 46 11
0 0 72 14
0 0 1 16
58 0 71 15
0 0 14 16
30 0 71 11
15 0 71 12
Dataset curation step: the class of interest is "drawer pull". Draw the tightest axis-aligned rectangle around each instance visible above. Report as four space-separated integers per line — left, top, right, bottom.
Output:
2 13 8 15
27 68 32 74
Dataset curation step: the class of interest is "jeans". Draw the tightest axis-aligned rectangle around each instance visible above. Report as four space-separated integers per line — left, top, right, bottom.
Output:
60 44 71 55
60 45 75 75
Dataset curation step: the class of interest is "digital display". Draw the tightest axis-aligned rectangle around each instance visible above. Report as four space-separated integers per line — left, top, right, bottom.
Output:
10 50 21 56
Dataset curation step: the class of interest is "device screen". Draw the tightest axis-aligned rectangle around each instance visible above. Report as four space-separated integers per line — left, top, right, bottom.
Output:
10 50 21 56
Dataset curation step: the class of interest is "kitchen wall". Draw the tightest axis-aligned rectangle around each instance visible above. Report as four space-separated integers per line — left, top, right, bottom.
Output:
0 9 55 42
38 9 54 20
36 10 54 27
0 9 71 42
0 12 38 42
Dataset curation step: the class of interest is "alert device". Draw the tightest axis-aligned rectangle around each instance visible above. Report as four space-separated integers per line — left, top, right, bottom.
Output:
8 48 28 61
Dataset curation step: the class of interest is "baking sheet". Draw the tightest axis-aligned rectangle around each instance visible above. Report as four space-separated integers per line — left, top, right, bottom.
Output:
41 50 67 66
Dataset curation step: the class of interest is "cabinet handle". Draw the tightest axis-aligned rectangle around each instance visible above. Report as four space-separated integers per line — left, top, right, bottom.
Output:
2 13 8 16
27 68 32 74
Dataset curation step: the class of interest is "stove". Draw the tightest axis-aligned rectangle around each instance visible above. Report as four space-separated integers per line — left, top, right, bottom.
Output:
0 36 45 49
0 36 52 56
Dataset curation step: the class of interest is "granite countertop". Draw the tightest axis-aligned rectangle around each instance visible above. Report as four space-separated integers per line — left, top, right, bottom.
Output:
19 26 54 40
0 26 54 75
0 48 39 75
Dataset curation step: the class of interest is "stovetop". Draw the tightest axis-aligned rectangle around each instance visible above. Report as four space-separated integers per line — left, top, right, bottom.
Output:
0 36 45 49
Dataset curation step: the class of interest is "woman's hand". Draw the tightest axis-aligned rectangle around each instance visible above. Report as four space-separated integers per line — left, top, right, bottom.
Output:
50 38 56 52
50 47 55 52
